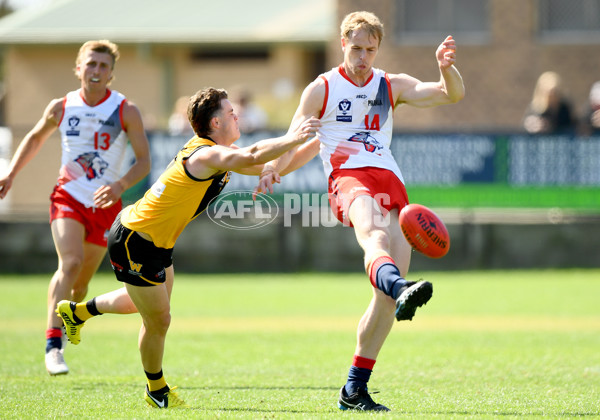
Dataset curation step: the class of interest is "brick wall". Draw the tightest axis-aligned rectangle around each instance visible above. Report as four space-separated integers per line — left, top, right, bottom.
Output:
335 0 600 132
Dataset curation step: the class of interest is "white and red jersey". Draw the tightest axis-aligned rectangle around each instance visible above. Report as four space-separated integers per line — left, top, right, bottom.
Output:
56 89 129 207
317 65 403 183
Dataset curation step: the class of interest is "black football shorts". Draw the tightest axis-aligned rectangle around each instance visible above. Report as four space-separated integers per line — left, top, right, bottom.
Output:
108 214 173 287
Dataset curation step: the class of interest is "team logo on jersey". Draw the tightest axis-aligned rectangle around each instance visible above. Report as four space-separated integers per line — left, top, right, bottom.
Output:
74 151 109 180
336 99 352 122
347 131 383 153
66 116 81 136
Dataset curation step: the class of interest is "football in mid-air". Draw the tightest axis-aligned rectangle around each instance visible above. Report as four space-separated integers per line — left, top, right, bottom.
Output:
399 204 450 258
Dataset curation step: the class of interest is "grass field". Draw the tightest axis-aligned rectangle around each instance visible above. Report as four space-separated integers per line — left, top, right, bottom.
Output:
407 185 600 211
1 270 599 419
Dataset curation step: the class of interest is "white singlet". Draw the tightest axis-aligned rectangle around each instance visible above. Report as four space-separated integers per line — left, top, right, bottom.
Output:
56 89 129 207
317 65 404 183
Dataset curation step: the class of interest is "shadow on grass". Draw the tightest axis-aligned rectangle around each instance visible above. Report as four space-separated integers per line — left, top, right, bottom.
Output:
420 411 600 418
183 385 338 391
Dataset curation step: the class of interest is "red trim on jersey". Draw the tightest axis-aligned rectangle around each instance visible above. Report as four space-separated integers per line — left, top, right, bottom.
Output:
57 96 68 126
385 73 395 111
353 354 376 370
338 64 374 87
119 99 127 132
319 75 329 119
79 88 112 107
369 255 396 288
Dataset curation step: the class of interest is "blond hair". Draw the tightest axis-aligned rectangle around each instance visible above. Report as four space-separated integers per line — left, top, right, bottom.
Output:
340 11 384 45
74 40 120 77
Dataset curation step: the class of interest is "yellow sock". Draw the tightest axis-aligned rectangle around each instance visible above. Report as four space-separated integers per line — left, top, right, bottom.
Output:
146 370 168 392
74 302 94 322
73 297 103 322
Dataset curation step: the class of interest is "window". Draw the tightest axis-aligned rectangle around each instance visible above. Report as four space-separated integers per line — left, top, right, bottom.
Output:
394 0 490 44
538 0 600 43
190 49 269 61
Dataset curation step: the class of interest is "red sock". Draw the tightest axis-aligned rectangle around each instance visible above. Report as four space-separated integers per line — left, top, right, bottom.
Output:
46 328 62 339
368 256 395 287
353 354 376 370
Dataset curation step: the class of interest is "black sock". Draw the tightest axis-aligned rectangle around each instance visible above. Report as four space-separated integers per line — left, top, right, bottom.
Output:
86 297 103 316
375 263 408 299
344 355 375 394
345 366 372 394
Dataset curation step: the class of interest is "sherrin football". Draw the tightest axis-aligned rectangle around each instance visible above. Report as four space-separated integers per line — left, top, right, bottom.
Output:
399 204 450 258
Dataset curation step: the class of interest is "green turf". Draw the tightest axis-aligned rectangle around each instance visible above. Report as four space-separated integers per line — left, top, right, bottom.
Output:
407 185 600 210
1 270 599 418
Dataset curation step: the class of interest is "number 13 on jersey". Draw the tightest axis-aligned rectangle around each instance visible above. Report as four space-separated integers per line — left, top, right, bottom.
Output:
94 132 111 150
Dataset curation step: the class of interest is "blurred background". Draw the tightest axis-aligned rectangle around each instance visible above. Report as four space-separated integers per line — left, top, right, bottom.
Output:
0 0 599 273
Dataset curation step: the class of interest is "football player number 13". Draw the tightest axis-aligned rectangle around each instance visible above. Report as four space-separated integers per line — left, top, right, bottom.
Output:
364 114 380 131
94 132 111 150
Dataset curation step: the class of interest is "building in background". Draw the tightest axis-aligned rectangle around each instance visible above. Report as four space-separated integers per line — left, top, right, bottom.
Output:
0 0 333 215
0 0 599 216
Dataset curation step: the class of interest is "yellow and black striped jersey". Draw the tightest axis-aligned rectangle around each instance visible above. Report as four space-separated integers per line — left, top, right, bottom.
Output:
121 136 230 248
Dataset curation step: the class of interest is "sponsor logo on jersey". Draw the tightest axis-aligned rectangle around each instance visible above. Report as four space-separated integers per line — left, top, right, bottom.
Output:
368 99 383 106
129 260 143 272
110 259 124 272
347 131 383 153
150 181 166 198
74 151 109 180
336 99 352 122
99 119 115 127
66 116 81 136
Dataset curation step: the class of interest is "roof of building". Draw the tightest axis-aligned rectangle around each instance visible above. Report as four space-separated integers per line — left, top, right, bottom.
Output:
0 0 335 44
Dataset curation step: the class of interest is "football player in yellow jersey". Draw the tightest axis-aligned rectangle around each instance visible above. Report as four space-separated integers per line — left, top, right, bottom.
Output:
56 87 320 408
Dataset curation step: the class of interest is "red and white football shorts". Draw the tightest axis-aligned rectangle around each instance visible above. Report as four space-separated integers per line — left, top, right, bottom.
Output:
327 166 409 227
49 185 122 247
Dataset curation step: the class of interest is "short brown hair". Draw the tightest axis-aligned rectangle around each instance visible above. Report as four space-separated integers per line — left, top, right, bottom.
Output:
340 11 384 46
187 87 229 138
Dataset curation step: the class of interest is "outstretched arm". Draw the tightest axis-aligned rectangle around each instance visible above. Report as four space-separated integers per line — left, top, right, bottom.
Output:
0 99 62 199
185 117 320 180
280 137 320 176
391 35 465 108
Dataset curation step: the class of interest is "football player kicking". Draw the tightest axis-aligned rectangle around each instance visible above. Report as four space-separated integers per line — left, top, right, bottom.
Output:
255 11 464 411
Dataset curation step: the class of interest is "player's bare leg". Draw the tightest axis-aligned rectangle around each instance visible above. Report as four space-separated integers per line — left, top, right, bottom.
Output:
48 218 87 332
125 282 171 375
356 289 396 359
337 197 402 411
70 241 107 302
94 287 139 314
58 265 173 345
46 218 89 375
349 198 396 358
124 266 185 408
